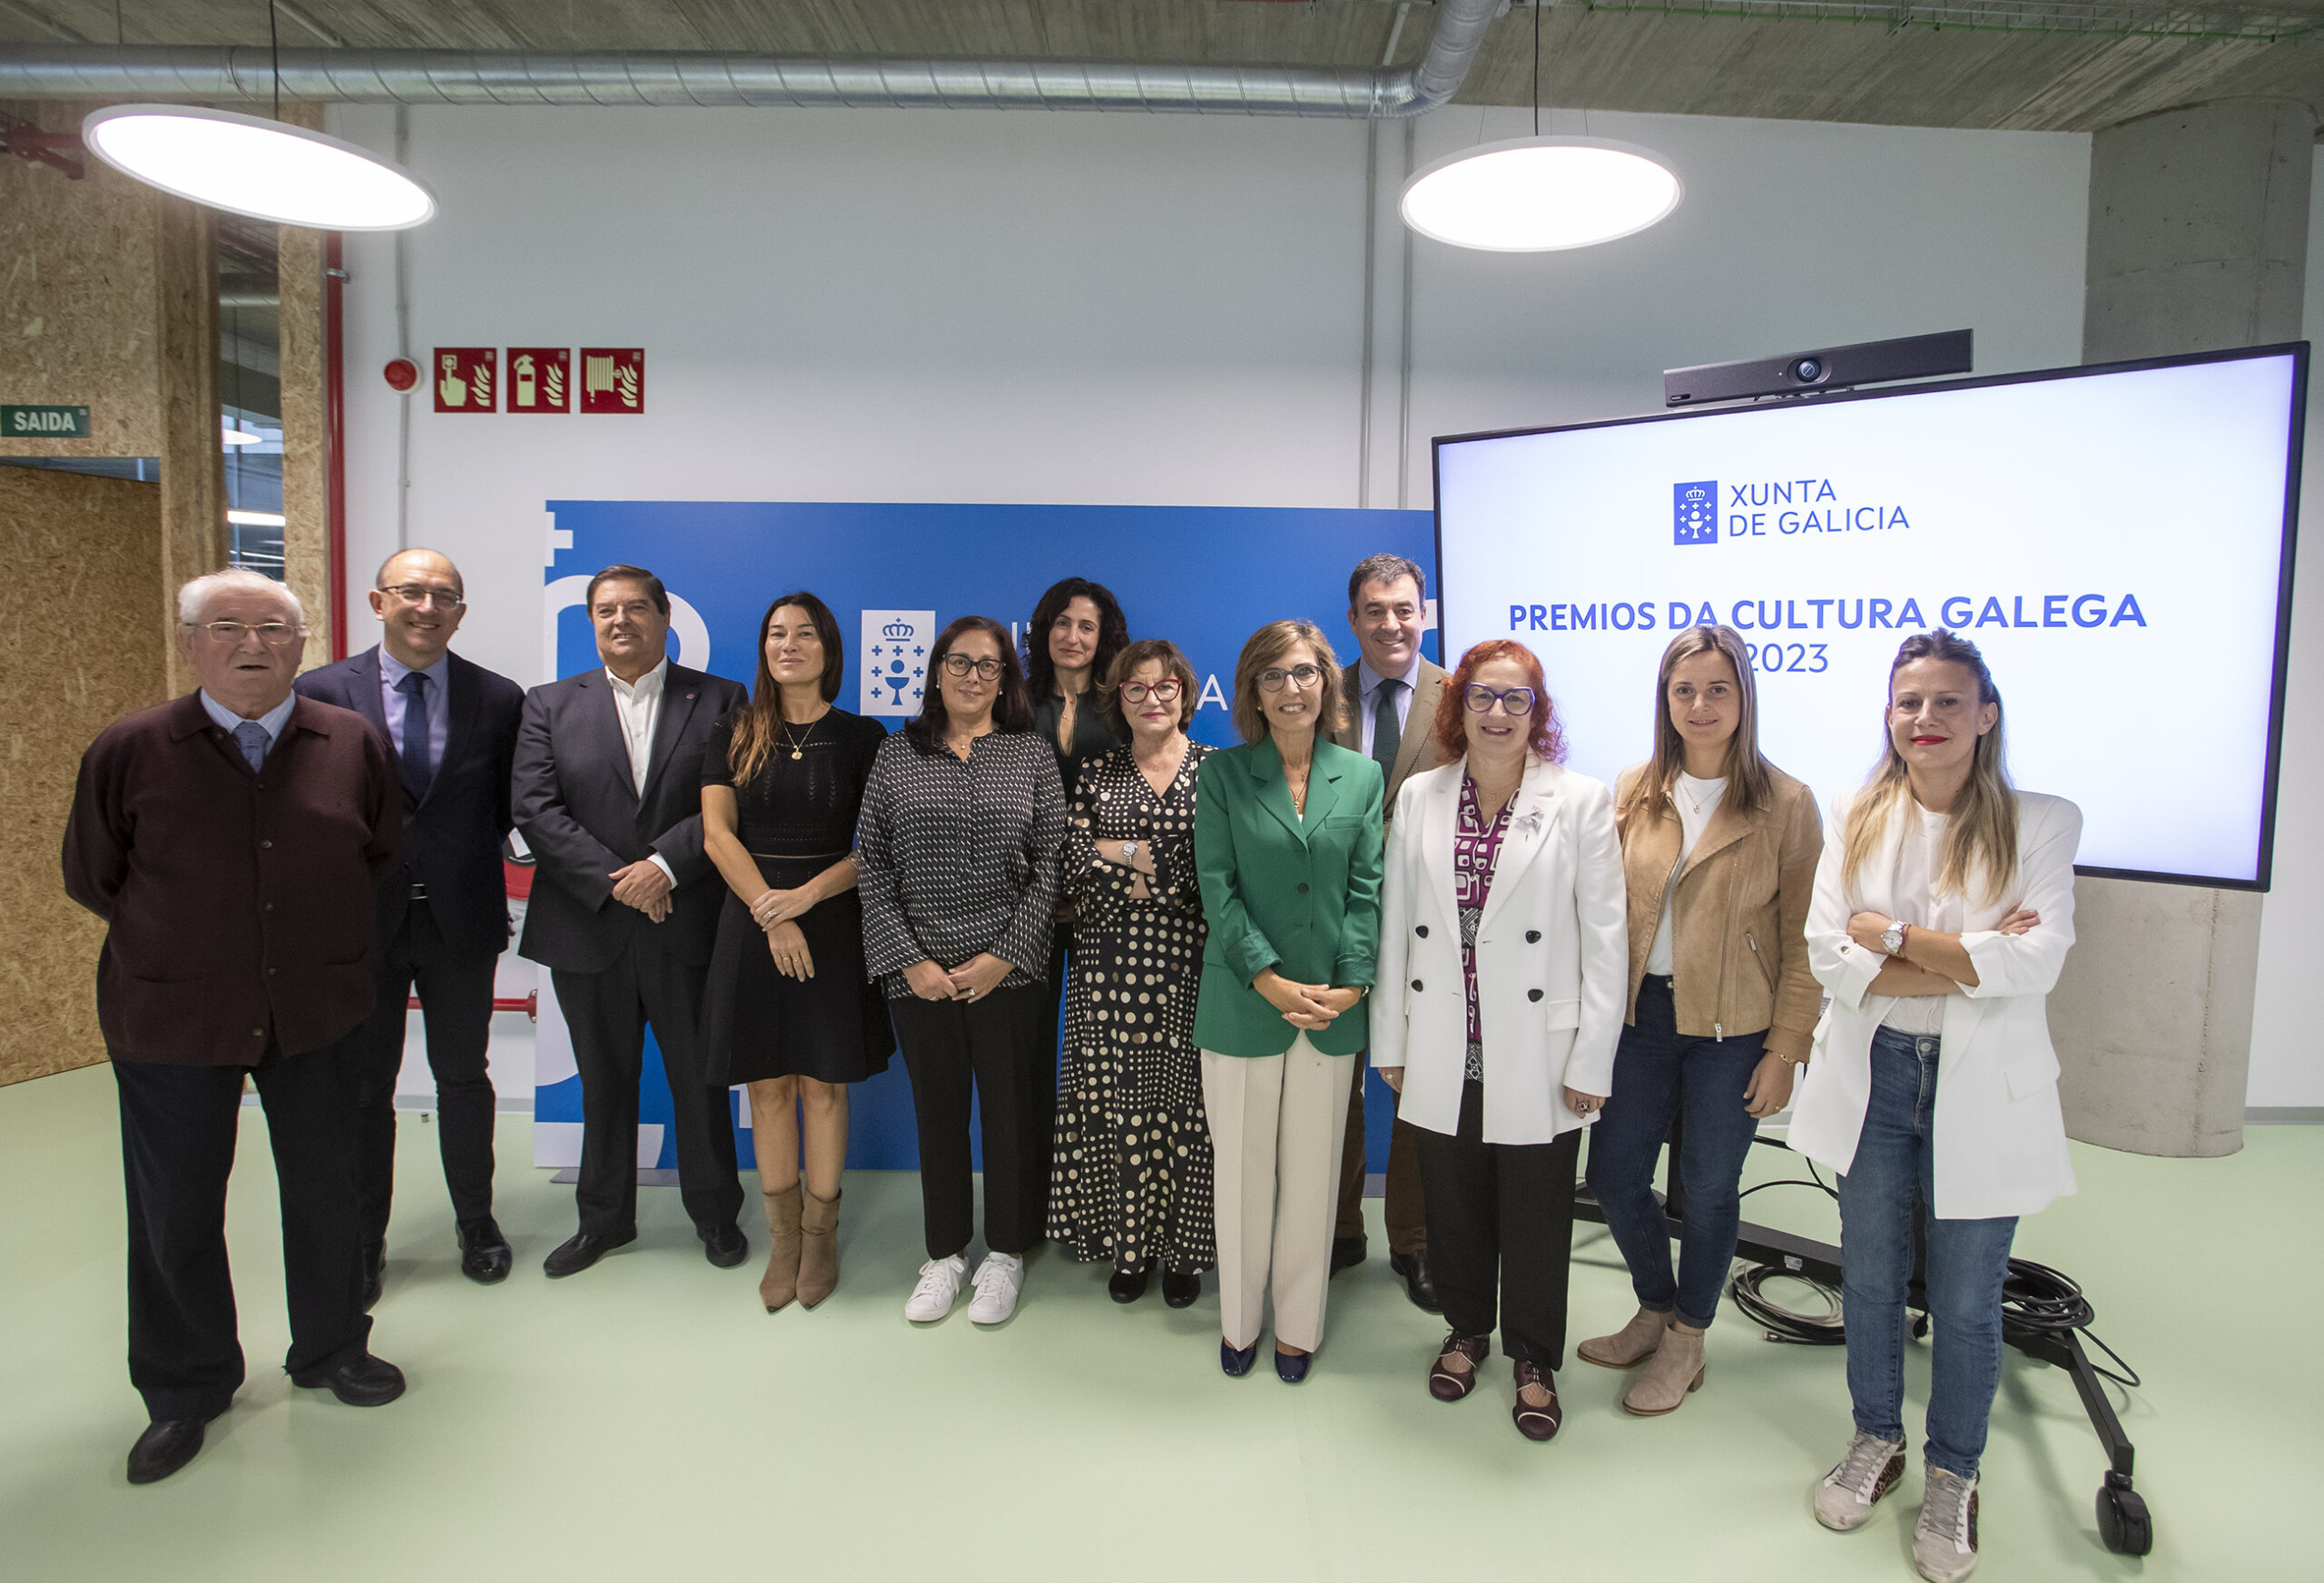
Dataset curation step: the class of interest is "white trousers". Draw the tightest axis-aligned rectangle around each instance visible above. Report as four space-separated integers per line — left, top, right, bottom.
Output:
1200 1034 1356 1352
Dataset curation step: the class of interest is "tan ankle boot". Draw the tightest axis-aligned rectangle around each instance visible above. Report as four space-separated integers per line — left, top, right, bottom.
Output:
758 1185 803 1312
1578 1306 1673 1370
796 1186 842 1309
1622 1322 1706 1415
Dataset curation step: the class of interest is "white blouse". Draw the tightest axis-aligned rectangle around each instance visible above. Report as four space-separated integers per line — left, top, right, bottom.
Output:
1876 803 1963 1036
1644 772 1728 977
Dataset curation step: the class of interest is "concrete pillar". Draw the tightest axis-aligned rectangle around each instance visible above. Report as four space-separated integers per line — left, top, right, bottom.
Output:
2058 98 2314 1157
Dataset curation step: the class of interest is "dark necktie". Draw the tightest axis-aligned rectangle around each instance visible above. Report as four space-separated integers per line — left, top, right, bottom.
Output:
232 721 269 773
396 671 434 799
1372 676 1403 774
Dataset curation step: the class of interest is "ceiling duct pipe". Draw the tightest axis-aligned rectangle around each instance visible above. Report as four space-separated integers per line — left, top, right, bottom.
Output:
0 0 1503 118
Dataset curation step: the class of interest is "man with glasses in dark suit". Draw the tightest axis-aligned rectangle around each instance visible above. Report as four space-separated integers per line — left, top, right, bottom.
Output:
297 549 526 1299
513 565 751 1278
1330 553 1452 1312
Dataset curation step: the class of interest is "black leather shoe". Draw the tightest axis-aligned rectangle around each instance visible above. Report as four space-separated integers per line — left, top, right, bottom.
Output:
360 1245 386 1312
1329 1235 1367 1275
701 1223 749 1269
1162 1268 1202 1308
457 1218 513 1284
126 1415 215 1485
1108 1264 1150 1303
289 1352 406 1407
1274 1347 1314 1385
1390 1250 1442 1313
543 1230 635 1279
1220 1339 1258 1377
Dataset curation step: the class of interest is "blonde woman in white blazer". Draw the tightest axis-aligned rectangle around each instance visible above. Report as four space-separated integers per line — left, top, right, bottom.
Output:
1374 641 1626 1442
1795 630 2078 1583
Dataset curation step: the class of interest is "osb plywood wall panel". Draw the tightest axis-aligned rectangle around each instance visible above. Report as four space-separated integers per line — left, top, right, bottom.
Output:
279 219 331 664
155 198 226 696
0 100 162 459
0 466 166 1085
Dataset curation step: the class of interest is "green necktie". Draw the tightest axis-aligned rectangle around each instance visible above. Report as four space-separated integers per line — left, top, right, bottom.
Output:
1372 677 1403 774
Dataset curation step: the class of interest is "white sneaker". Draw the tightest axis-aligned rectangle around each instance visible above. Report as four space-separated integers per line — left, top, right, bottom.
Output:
1913 1466 1980 1582
1813 1431 1907 1531
966 1252 1024 1324
903 1254 966 1322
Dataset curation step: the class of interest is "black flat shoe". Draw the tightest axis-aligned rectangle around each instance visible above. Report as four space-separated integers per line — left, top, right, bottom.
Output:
1108 1265 1150 1303
126 1415 215 1485
458 1219 513 1284
1390 1250 1442 1313
1274 1347 1313 1385
543 1230 635 1279
701 1223 749 1269
290 1352 406 1407
1329 1235 1367 1275
1220 1339 1258 1377
1162 1269 1201 1308
360 1245 386 1312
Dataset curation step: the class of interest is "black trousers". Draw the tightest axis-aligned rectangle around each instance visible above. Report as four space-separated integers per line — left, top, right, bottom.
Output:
553 931 742 1241
1417 1079 1583 1369
113 1036 372 1422
891 983 1049 1260
351 900 498 1249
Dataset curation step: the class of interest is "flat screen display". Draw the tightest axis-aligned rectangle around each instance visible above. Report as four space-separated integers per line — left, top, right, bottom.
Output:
1433 345 2305 889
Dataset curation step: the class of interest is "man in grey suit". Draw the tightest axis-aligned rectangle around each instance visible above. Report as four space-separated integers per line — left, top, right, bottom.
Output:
1330 553 1452 1312
512 565 752 1277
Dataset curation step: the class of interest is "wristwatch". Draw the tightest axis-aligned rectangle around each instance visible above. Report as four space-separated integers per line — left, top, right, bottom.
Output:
1121 841 1139 863
1880 920 1908 957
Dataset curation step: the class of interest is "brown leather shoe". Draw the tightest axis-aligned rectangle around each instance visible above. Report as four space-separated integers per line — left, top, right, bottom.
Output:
796 1186 842 1309
757 1185 803 1312
1429 1333 1490 1401
1512 1359 1562 1441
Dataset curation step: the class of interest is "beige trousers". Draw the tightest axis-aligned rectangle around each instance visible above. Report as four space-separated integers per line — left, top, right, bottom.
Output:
1201 1034 1357 1352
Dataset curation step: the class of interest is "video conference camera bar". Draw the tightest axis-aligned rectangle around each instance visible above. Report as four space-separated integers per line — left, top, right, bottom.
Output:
1664 329 1974 408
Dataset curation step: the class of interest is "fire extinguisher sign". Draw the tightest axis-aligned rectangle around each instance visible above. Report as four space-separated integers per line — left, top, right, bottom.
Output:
507 349 571 413
432 348 497 413
578 349 645 414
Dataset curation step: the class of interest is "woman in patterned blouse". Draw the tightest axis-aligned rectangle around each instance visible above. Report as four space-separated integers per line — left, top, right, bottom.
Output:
855 615 1067 1329
1371 640 1628 1441
1048 639 1216 1307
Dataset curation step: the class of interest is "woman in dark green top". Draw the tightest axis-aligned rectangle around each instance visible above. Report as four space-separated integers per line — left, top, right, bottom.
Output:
1194 619 1384 1385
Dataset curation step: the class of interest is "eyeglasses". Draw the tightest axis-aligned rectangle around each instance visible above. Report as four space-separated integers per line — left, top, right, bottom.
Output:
940 654 1005 681
380 584 465 610
1256 664 1324 693
192 621 302 646
1119 679 1183 704
1464 683 1538 715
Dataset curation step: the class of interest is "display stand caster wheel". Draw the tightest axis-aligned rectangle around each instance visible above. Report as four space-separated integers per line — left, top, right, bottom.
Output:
2097 1471 2152 1556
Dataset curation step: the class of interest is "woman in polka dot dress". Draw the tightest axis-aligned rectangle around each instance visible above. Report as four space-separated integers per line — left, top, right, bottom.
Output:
1048 639 1217 1308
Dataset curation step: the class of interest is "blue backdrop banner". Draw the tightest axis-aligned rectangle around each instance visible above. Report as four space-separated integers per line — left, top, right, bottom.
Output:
532 500 1436 1172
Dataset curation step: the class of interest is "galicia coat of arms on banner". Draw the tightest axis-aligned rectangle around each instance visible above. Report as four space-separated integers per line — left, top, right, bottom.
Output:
861 610 934 716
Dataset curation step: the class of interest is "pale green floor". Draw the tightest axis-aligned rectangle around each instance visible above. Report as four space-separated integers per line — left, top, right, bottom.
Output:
1 1065 2314 1583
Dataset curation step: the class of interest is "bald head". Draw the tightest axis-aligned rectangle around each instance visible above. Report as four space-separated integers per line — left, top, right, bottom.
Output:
370 547 468 669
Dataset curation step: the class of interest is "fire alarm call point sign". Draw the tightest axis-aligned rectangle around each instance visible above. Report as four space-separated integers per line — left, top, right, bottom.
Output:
433 349 497 412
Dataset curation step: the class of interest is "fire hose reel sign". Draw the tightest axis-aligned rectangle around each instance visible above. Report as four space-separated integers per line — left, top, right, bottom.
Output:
507 348 570 413
578 348 645 414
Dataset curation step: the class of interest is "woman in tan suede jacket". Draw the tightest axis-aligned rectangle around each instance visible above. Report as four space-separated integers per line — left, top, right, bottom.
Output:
1577 624 1822 1417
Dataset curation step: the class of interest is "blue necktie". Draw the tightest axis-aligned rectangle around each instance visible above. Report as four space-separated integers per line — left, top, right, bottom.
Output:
396 671 434 799
232 721 270 772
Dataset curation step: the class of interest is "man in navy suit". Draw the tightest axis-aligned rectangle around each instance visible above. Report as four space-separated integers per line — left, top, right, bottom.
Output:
513 564 752 1277
297 549 525 1294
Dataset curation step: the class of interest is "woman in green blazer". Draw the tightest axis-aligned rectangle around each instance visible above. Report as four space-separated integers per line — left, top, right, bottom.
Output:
1194 619 1384 1384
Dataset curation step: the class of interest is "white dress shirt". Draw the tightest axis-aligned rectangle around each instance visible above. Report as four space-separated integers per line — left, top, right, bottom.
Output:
1355 654 1422 761
606 657 677 883
1875 804 1960 1035
199 689 297 757
377 646 450 768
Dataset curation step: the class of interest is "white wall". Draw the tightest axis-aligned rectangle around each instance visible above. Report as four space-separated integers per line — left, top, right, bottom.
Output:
327 101 2324 1106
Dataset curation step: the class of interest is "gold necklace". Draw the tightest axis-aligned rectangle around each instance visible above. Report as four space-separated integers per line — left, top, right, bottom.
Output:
778 708 827 761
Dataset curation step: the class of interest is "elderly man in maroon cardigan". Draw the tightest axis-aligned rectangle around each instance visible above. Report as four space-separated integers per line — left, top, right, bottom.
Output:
63 569 407 1487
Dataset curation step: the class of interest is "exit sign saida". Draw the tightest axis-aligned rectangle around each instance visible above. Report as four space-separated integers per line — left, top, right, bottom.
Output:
4 404 90 438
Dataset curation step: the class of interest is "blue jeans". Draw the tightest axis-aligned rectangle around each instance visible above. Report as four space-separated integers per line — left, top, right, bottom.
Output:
1585 977 1766 1330
1838 1026 2019 1478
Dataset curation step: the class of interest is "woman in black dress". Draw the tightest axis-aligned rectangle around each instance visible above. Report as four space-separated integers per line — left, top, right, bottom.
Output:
703 591 891 1313
1048 639 1216 1308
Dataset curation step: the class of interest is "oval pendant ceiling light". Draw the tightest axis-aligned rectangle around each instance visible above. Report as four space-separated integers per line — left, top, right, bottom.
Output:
1401 135 1682 253
82 105 436 231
